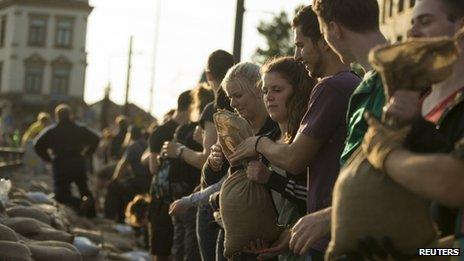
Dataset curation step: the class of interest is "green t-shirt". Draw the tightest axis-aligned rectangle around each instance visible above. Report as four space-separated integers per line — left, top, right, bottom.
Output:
340 71 386 166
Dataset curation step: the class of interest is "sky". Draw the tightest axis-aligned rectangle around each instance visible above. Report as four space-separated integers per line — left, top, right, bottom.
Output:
85 0 309 119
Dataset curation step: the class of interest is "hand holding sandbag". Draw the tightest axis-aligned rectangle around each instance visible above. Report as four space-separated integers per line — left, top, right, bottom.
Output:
214 110 281 258
362 113 411 171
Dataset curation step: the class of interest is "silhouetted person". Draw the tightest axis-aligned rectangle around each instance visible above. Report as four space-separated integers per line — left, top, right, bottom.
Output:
34 104 100 218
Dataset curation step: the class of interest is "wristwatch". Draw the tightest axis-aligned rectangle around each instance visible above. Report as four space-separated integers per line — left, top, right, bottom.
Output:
176 145 187 158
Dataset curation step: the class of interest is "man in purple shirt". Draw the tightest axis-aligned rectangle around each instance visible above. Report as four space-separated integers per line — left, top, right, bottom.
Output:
229 6 360 259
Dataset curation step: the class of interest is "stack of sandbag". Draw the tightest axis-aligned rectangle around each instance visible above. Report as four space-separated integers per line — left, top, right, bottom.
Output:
5 169 149 260
214 110 281 258
326 29 464 260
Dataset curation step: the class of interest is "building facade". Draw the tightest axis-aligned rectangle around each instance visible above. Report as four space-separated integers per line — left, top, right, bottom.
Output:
378 0 416 43
0 0 92 133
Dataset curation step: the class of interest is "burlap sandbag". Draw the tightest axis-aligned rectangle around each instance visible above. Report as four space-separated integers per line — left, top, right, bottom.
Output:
0 222 20 241
326 30 463 259
2 216 46 234
0 241 33 261
214 110 281 258
7 206 52 225
29 227 74 243
27 241 82 261
2 216 74 243
71 227 103 244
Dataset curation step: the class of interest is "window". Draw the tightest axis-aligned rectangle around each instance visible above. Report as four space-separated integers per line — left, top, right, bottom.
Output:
55 17 73 48
51 56 72 96
25 66 44 94
398 0 405 13
410 0 416 7
388 0 393 17
24 55 45 94
51 67 70 95
382 0 387 23
28 15 47 46
0 15 7 47
397 35 403 43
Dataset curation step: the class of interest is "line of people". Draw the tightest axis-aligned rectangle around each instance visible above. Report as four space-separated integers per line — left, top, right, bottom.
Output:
31 0 464 260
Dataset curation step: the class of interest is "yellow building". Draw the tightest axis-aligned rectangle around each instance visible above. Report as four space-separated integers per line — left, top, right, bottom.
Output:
378 0 416 43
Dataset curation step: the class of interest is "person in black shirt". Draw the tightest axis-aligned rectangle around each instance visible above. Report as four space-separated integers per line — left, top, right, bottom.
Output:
147 90 192 261
104 125 151 223
34 104 100 218
110 115 129 160
163 50 235 261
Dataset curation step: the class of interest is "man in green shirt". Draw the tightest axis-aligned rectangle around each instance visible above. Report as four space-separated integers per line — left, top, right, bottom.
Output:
312 0 388 166
278 0 389 256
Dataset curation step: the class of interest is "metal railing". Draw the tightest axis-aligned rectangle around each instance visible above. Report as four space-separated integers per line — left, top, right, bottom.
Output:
0 147 24 171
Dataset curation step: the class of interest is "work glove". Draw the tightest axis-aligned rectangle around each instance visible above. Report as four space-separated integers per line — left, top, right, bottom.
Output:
362 113 411 172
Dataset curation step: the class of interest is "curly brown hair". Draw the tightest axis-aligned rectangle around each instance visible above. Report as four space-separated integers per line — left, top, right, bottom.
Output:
261 57 315 143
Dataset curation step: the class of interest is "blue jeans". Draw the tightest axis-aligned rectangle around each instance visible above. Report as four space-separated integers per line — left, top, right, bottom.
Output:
172 207 200 261
196 205 219 261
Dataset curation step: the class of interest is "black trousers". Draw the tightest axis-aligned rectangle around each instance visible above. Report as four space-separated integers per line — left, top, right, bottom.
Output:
52 156 95 218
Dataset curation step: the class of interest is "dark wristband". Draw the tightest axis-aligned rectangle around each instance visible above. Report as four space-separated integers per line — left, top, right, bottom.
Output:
254 136 265 154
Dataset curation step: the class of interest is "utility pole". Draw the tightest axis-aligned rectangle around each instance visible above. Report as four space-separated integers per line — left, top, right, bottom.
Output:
233 0 245 62
149 0 162 115
124 36 133 115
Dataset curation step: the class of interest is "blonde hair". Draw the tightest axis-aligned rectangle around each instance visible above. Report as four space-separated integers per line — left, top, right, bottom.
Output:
221 62 261 99
37 112 51 122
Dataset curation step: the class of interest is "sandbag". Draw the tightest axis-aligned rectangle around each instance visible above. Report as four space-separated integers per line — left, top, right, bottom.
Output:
9 198 34 207
28 240 80 253
326 29 464 260
29 227 74 243
27 241 82 261
2 217 73 243
71 227 103 244
2 216 48 235
7 205 52 225
26 191 54 205
73 236 100 257
121 251 150 261
0 222 19 241
214 110 281 258
102 232 134 252
0 241 33 261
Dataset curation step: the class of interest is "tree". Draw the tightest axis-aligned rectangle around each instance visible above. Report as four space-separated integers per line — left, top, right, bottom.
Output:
252 10 295 64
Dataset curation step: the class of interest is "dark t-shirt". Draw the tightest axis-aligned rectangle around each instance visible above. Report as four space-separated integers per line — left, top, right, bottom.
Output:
110 128 127 159
169 122 202 198
298 71 360 251
149 120 179 154
125 139 150 178
199 102 215 130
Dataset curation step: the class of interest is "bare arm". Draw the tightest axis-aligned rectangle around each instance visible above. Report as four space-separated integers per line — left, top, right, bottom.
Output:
141 148 150 165
257 133 322 174
385 149 464 207
180 122 217 169
112 157 128 181
149 153 159 175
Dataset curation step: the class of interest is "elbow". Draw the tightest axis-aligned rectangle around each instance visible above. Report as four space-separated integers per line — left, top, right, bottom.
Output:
286 159 307 175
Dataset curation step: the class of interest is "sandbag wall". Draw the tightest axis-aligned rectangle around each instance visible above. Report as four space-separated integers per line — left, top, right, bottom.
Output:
0 177 149 261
